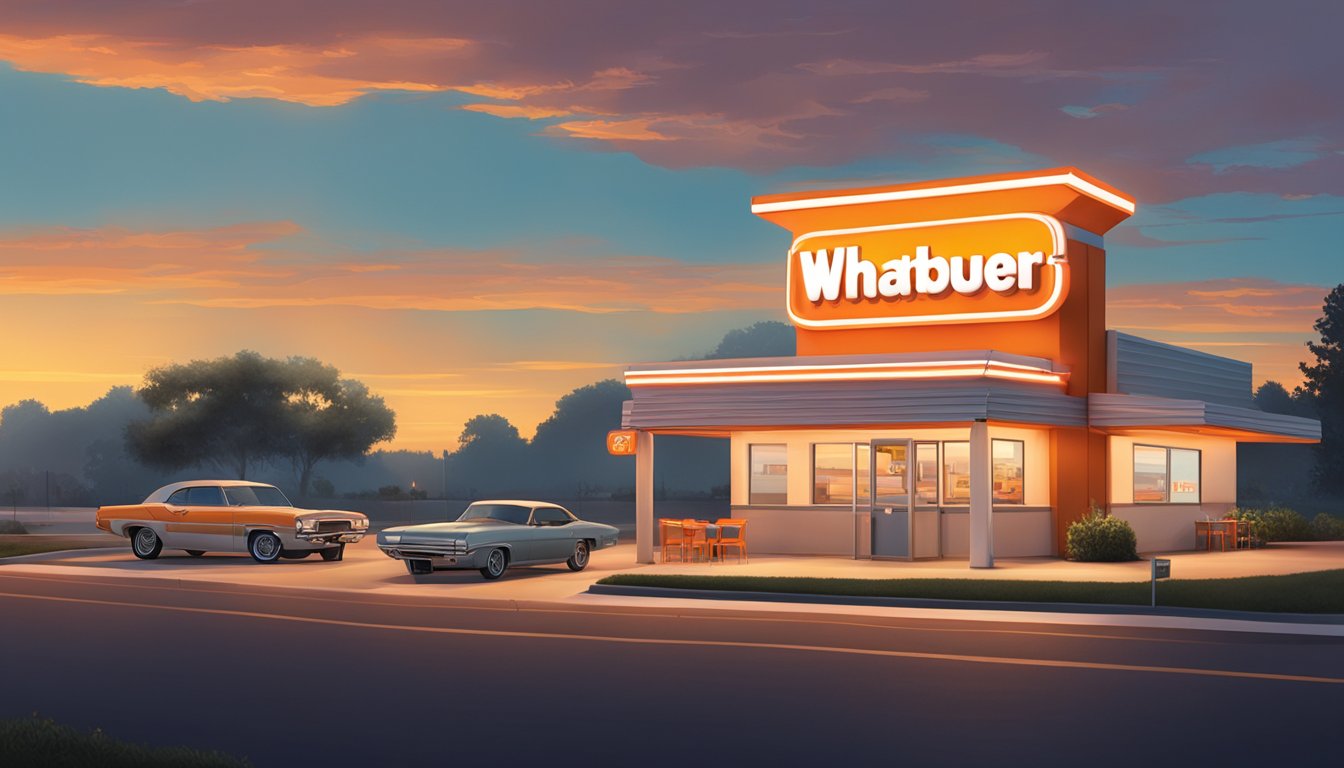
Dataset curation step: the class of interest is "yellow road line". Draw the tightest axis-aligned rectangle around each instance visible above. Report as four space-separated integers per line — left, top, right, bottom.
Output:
0 572 1227 646
1 589 1338 686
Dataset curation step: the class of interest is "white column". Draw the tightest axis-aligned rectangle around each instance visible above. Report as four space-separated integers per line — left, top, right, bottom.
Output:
969 419 994 568
635 431 655 564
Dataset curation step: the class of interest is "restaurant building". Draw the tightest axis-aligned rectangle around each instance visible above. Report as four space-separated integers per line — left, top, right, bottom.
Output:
615 168 1321 567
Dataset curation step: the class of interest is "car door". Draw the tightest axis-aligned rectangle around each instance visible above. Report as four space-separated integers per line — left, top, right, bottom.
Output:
170 486 234 552
530 506 577 561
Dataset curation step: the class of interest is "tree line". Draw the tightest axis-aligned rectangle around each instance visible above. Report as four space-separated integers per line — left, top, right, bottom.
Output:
0 322 794 506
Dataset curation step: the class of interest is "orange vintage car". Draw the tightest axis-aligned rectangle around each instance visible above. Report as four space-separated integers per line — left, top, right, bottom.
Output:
95 480 369 563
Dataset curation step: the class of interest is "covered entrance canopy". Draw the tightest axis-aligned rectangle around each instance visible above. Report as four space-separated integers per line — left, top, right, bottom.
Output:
621 350 1083 567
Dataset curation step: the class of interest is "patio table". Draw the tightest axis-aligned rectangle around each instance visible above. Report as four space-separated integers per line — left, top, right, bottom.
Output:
1195 519 1238 551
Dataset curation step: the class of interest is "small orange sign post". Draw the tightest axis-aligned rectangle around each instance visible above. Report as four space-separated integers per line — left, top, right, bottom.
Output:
606 429 638 456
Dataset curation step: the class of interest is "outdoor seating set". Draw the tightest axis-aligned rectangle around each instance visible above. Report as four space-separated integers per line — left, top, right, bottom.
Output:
1195 517 1258 551
658 518 748 563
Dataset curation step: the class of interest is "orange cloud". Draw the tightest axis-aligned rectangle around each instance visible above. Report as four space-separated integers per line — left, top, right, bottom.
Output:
0 221 777 315
0 33 466 106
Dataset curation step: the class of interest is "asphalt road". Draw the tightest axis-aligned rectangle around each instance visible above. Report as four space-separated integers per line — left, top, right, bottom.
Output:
0 571 1340 767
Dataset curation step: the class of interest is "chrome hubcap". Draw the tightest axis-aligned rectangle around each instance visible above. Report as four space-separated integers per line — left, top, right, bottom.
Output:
488 550 504 574
575 543 588 566
134 529 156 554
254 535 278 559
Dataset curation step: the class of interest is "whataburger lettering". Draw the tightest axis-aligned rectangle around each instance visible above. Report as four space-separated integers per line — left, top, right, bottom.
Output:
786 213 1069 328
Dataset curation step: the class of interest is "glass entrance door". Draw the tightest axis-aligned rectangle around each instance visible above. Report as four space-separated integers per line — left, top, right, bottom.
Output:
870 440 912 559
912 442 941 559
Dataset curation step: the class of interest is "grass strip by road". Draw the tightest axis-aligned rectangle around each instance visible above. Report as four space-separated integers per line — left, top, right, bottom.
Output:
0 716 250 767
0 535 120 559
597 569 1344 614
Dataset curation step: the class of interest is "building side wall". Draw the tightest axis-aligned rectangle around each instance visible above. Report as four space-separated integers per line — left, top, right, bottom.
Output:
1107 432 1237 552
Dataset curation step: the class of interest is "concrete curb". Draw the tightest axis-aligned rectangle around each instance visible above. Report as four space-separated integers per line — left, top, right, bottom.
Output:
586 583 1344 625
0 547 125 563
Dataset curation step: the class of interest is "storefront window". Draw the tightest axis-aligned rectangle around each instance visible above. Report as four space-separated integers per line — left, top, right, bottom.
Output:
915 443 938 504
749 444 788 504
1133 445 1201 504
941 440 1025 505
813 444 855 504
992 439 1024 505
1170 448 1200 503
942 442 970 504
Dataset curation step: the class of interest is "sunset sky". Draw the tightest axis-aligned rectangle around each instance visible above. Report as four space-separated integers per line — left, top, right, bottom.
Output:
1 2 1341 451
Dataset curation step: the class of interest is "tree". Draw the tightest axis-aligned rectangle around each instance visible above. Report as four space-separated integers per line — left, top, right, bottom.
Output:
705 321 795 359
284 373 396 499
1254 381 1295 414
446 415 528 496
128 351 291 479
1299 284 1344 494
127 351 395 486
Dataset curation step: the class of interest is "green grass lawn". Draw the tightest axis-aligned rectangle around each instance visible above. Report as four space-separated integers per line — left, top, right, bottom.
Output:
597 569 1344 613
0 717 250 767
0 536 119 559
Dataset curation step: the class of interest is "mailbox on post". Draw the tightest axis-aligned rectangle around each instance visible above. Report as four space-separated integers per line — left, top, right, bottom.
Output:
1151 558 1171 606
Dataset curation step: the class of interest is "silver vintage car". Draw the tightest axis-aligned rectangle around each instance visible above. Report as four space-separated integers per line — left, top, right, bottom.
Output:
376 500 620 579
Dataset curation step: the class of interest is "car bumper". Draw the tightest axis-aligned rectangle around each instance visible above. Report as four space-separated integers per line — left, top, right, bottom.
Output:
287 531 366 549
378 544 484 569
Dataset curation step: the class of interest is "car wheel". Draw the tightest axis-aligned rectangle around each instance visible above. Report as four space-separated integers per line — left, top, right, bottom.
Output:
185 550 206 558
479 548 508 580
131 528 162 560
320 544 344 562
405 559 433 575
566 540 591 571
249 531 283 563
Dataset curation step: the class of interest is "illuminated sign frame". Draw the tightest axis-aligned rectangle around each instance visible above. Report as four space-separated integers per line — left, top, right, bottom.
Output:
785 212 1068 330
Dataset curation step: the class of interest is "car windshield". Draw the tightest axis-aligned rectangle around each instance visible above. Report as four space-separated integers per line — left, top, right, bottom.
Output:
222 485 293 507
458 504 531 525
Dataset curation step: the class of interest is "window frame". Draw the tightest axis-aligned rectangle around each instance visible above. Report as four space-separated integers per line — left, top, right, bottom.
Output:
748 443 789 506
1132 444 1202 505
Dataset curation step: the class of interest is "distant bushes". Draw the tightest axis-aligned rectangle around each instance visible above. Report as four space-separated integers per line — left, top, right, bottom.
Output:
0 716 249 767
1067 505 1139 562
0 519 27 534
1228 506 1344 543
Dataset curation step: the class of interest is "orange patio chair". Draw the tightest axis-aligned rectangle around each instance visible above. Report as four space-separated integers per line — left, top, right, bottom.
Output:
711 518 748 563
659 519 686 563
681 520 711 562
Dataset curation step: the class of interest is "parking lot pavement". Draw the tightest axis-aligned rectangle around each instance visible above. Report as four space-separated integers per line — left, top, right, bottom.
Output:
1 536 634 601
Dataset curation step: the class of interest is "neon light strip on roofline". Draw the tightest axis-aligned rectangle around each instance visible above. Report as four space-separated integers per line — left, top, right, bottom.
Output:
751 171 1136 216
625 363 1068 387
625 358 1063 378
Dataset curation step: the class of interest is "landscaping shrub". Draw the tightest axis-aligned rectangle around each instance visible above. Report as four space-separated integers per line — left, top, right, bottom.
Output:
1228 506 1338 543
1309 513 1344 541
0 519 27 535
1066 506 1139 562
1261 506 1312 541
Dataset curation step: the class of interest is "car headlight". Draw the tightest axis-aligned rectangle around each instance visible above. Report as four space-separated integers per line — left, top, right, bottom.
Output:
294 519 304 532
353 518 368 529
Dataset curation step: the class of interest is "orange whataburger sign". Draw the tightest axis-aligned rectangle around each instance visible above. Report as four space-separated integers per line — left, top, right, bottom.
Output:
606 429 638 455
786 213 1068 329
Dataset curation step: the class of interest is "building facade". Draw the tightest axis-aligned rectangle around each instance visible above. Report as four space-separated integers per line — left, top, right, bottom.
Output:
617 169 1320 566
